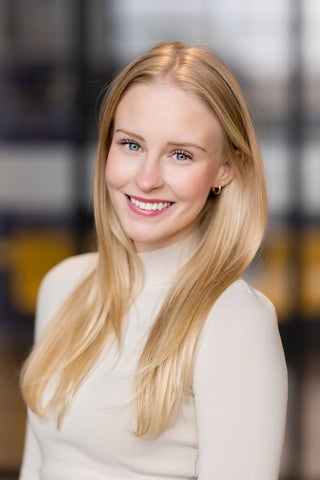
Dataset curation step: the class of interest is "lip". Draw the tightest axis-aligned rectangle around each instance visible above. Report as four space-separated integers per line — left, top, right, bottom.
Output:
126 194 173 203
125 194 174 217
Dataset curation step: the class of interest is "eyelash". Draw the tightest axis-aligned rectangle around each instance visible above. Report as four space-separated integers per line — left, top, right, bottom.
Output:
172 149 193 161
116 138 141 151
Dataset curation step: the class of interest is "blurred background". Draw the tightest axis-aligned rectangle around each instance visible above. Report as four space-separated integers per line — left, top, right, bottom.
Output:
0 0 319 478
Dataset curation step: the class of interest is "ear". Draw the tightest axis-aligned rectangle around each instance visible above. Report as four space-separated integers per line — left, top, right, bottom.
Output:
216 149 243 187
216 161 235 187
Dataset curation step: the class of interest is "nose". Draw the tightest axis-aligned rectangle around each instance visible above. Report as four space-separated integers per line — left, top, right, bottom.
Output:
135 156 164 192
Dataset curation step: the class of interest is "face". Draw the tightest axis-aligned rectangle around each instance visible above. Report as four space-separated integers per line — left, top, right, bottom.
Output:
105 82 235 252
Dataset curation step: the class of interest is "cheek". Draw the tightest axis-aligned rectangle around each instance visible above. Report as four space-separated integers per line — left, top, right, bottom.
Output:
105 152 125 189
171 168 214 203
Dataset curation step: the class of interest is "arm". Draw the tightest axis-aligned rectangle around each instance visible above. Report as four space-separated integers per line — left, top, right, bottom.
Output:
19 253 97 479
193 288 288 480
18 272 49 480
19 422 41 480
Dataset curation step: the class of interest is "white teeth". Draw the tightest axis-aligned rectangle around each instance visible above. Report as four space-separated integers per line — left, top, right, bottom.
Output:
130 197 171 211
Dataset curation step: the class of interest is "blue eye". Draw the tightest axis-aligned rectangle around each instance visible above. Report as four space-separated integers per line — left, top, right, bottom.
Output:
127 141 140 151
117 139 141 151
173 150 193 161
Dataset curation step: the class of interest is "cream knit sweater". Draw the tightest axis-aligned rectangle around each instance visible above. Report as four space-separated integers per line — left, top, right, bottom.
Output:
20 238 287 479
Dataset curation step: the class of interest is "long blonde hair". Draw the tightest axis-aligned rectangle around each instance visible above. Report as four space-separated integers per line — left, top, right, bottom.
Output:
21 42 267 437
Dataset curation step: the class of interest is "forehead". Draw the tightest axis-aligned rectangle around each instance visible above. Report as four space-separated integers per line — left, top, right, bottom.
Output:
114 82 223 143
117 80 211 114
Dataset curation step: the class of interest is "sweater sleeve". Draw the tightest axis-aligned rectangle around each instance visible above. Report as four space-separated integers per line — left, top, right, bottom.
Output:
19 266 56 480
19 422 41 480
193 286 288 480
19 253 97 480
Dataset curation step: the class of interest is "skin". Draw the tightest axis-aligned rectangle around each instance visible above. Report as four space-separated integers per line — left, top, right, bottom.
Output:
105 81 235 252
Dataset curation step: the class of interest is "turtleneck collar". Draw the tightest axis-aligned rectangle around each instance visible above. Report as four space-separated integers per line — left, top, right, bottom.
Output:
137 233 200 286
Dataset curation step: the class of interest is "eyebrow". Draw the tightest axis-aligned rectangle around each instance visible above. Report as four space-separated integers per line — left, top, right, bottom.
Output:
167 141 207 153
115 129 145 142
114 129 207 153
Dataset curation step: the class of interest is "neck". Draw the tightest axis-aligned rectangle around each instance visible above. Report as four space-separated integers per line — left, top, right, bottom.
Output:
138 233 200 286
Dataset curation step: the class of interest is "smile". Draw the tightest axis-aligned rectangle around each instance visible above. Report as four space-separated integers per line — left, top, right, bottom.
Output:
129 196 172 211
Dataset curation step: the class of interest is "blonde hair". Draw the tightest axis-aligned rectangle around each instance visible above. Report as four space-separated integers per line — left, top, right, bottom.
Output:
21 42 267 437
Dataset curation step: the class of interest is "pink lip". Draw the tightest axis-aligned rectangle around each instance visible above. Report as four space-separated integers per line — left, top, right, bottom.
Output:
125 195 173 217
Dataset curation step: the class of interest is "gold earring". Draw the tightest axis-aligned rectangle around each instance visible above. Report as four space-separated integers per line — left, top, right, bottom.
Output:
212 185 222 195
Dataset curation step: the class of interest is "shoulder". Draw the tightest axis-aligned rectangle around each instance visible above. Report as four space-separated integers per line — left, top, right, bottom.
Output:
196 279 280 358
194 278 287 390
35 252 98 339
39 252 97 293
213 278 276 322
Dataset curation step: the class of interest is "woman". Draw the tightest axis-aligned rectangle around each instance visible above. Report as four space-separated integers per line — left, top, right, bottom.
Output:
20 42 287 479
